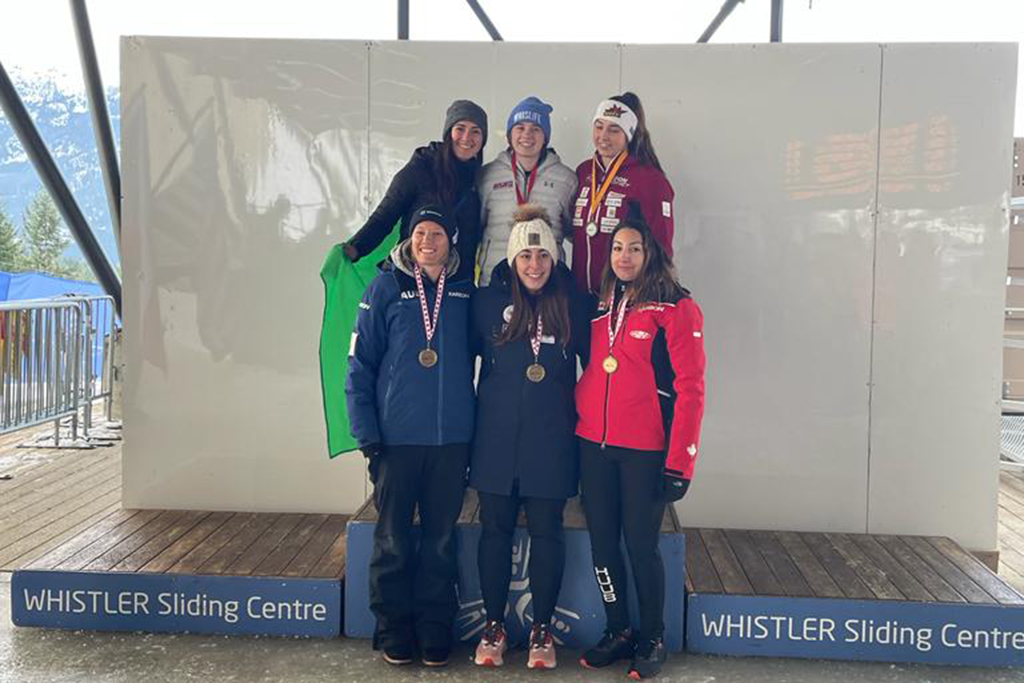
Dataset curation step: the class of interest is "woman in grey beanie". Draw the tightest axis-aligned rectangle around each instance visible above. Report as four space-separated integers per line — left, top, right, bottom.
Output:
344 99 488 282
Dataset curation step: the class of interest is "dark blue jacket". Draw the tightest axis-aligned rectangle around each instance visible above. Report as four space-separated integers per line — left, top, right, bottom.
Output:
469 262 592 499
346 242 475 448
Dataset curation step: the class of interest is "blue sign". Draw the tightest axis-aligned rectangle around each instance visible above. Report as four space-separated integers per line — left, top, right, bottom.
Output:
687 593 1024 667
12 570 341 638
345 521 686 651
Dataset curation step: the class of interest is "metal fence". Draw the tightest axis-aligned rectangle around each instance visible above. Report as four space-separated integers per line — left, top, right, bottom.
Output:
0 296 119 444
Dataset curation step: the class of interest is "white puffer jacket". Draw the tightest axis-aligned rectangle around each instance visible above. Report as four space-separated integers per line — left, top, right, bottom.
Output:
476 149 578 285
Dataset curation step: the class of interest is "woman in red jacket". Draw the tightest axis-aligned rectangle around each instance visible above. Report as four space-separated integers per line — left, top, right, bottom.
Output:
571 92 674 294
575 202 705 680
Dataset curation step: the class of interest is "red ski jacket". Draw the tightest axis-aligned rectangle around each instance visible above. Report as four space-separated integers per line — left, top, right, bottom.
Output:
575 290 706 479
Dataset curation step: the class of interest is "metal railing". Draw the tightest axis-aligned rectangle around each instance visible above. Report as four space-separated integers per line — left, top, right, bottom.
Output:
0 299 82 437
72 295 116 433
0 296 119 444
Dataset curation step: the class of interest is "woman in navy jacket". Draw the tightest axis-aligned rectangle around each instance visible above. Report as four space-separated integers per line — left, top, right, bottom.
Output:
469 205 590 670
346 205 475 668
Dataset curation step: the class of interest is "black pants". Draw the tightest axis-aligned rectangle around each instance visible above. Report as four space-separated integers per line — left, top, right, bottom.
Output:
477 486 566 625
579 438 666 640
369 443 469 651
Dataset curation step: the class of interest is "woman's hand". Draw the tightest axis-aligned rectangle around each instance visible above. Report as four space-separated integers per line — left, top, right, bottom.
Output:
659 473 690 503
362 443 383 483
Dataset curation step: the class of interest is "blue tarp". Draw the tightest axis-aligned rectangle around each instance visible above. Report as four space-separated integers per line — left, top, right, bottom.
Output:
0 271 113 380
0 271 104 302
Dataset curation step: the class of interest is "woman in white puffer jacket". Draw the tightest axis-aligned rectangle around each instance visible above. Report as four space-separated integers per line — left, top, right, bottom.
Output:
477 96 578 285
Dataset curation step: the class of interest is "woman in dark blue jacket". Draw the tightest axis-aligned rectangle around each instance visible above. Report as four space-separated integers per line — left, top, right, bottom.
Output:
346 205 475 668
469 205 590 670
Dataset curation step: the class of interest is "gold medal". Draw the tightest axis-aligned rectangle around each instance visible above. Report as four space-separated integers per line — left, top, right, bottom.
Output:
526 363 546 383
602 355 619 374
584 151 628 239
419 348 438 368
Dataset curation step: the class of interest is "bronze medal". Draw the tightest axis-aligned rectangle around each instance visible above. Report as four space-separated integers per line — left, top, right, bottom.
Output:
526 363 546 383
419 348 438 368
602 355 619 374
413 265 446 371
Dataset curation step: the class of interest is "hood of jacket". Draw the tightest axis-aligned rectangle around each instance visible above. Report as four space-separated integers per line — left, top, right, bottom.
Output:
389 238 462 279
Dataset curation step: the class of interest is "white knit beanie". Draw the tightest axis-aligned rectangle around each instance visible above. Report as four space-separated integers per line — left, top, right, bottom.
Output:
507 217 558 266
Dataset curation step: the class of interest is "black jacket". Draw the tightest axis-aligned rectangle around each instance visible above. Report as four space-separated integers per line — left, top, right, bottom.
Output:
348 142 481 282
469 262 592 499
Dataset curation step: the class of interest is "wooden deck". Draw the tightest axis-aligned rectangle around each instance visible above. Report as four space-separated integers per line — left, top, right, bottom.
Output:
685 526 1024 605
0 427 347 578
1 420 1023 599
996 469 1024 594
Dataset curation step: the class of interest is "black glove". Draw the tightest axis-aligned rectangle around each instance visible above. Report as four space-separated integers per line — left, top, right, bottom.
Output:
361 443 383 484
659 474 690 503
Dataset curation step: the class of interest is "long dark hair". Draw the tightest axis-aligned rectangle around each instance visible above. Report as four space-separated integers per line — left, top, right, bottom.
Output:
599 202 684 305
610 92 663 172
433 136 482 207
496 206 572 348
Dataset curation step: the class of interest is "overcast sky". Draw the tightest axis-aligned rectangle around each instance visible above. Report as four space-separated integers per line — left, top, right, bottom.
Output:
1 0 1022 131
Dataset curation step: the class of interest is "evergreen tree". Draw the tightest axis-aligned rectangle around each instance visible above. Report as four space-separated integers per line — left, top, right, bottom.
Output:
0 204 23 272
60 257 96 283
22 192 70 275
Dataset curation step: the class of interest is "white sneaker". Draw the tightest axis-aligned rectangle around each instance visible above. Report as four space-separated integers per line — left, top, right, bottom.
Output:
527 623 556 670
474 620 508 667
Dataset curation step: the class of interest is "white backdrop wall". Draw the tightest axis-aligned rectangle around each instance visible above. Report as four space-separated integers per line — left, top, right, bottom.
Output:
120 38 1016 551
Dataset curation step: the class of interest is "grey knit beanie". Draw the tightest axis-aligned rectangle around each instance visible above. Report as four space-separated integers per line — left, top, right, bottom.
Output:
442 99 488 144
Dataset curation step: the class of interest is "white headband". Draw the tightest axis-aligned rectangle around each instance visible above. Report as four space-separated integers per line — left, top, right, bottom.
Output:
593 99 638 142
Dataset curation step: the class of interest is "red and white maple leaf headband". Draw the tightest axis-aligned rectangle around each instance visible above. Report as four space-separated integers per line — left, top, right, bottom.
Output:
593 99 638 142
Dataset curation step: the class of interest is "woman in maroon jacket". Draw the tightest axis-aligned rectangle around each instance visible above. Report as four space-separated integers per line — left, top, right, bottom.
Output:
570 92 674 294
575 203 705 680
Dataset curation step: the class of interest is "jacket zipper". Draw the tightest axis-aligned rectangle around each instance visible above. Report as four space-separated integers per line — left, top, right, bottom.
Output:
600 365 612 448
436 285 444 445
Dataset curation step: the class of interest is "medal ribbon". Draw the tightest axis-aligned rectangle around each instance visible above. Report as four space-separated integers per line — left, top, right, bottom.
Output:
414 264 446 348
530 314 544 362
511 152 539 205
586 151 629 227
607 295 629 353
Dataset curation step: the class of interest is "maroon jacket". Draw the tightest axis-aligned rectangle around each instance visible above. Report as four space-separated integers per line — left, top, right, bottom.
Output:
575 289 705 479
570 155 675 293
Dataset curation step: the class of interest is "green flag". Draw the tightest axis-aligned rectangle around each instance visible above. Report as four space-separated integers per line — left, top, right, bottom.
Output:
319 226 400 458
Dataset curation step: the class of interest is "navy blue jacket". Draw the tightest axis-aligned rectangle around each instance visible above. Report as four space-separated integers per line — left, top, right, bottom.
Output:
469 262 592 499
346 243 475 448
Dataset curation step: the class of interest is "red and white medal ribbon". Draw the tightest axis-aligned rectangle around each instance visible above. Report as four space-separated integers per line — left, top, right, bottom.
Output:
512 151 538 206
608 294 629 351
414 265 446 348
530 314 544 362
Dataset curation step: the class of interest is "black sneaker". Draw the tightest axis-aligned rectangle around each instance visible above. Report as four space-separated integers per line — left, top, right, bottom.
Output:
381 642 414 665
580 628 635 669
421 646 451 667
627 638 666 680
